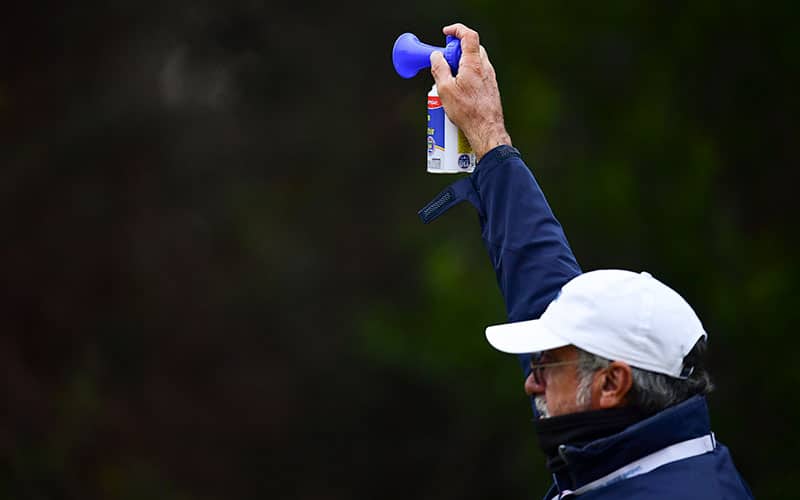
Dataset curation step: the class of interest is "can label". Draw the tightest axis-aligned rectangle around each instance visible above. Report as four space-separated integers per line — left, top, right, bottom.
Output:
426 88 475 174
427 95 444 153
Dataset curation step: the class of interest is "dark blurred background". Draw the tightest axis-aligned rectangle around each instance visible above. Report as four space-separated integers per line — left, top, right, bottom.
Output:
2 1 798 498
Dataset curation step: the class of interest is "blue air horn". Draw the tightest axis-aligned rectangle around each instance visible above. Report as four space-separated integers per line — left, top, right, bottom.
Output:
391 32 475 173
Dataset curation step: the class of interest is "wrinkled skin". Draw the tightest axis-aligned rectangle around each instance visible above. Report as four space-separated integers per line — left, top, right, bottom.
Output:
429 23 513 162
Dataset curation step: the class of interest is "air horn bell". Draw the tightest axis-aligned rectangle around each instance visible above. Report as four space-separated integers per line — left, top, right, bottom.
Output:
392 33 462 79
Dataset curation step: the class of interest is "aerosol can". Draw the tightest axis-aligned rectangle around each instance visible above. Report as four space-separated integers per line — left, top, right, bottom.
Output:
392 33 476 174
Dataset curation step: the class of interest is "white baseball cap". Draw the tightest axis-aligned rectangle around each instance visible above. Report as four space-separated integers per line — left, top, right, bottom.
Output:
485 270 707 378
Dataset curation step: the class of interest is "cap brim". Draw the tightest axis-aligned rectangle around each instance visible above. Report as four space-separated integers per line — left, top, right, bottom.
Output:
485 319 570 354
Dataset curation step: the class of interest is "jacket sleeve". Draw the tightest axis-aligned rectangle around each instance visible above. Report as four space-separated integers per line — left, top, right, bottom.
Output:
419 145 582 374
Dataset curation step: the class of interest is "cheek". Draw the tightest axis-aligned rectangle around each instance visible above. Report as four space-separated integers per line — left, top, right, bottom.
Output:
545 373 579 416
545 394 568 417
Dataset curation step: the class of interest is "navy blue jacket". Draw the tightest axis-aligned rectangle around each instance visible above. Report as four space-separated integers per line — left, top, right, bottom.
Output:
419 145 752 499
418 145 581 379
544 396 752 499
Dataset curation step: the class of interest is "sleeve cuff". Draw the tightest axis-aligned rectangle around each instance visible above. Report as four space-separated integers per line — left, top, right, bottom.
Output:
417 146 520 224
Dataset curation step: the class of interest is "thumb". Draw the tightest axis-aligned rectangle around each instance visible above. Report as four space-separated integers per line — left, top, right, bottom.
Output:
429 51 453 87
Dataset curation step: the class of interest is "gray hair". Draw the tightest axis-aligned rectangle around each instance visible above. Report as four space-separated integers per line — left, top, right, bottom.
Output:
575 340 713 414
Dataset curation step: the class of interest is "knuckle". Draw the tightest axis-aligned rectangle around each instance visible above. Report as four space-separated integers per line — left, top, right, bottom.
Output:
463 31 480 51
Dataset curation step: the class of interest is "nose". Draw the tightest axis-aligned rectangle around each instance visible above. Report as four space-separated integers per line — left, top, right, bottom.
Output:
524 370 546 396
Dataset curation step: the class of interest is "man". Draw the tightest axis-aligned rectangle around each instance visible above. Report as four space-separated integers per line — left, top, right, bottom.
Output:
420 23 753 499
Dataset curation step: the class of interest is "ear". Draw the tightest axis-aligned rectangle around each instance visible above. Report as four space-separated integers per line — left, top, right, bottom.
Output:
591 361 633 410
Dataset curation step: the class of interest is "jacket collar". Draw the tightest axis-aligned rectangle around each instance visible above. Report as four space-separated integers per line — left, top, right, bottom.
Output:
548 395 712 495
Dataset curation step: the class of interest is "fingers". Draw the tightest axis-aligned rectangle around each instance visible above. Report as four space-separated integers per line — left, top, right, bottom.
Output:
443 23 480 54
479 45 496 77
429 51 454 88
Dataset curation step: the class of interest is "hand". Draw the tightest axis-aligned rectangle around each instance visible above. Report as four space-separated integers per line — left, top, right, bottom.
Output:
430 23 512 162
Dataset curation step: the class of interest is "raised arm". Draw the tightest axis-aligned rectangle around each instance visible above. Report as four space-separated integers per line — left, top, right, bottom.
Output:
419 23 581 373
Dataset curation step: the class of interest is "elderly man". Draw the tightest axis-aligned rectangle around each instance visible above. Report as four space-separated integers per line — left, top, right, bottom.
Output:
420 23 753 499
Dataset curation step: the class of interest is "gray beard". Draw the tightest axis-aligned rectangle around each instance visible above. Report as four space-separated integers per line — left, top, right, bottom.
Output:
534 396 550 419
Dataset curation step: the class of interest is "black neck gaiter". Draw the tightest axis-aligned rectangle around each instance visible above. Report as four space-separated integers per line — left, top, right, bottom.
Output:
535 406 648 473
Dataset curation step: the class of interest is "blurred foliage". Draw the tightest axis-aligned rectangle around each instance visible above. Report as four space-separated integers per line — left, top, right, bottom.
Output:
1 0 798 499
